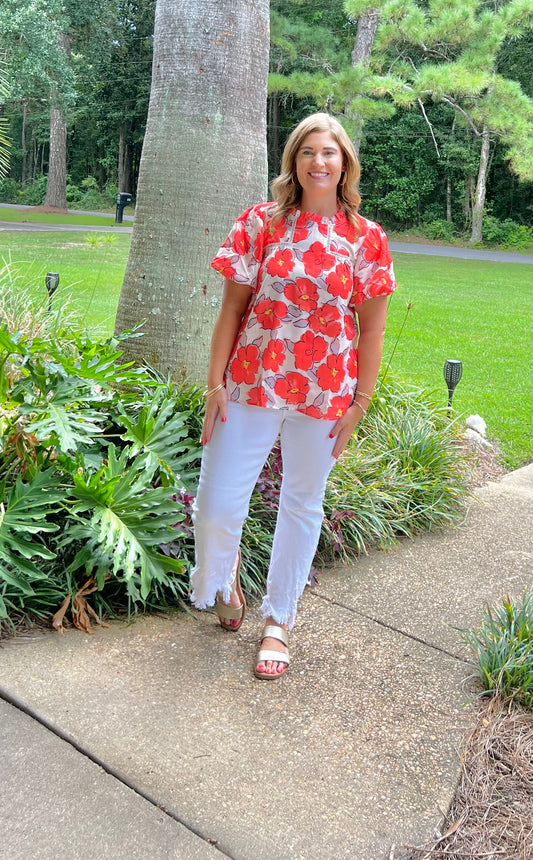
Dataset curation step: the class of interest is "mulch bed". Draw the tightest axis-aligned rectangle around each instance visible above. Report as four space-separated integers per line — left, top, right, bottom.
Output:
404 697 533 860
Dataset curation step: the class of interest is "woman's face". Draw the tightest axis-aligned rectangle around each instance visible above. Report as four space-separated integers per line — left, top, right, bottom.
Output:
295 131 344 207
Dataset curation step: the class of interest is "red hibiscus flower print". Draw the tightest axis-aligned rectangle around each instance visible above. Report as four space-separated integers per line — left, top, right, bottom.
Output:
274 372 310 405
293 331 328 370
230 344 260 385
344 313 355 341
262 339 285 372
308 304 342 338
293 225 309 244
324 394 352 420
368 272 394 297
247 385 268 407
265 218 286 245
326 262 352 299
299 404 322 419
233 227 250 256
266 248 295 278
284 278 319 311
346 348 357 378
362 228 387 265
255 298 287 329
302 241 335 277
351 278 365 306
334 213 357 242
316 355 345 393
212 257 236 280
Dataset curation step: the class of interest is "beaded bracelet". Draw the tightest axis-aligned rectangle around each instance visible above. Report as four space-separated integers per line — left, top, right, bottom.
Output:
202 383 225 398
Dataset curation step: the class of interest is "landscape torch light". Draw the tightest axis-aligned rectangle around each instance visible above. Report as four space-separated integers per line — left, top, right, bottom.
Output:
443 359 463 410
45 272 60 312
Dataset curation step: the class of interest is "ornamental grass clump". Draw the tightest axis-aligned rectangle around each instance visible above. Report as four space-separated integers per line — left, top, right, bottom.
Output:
460 591 533 708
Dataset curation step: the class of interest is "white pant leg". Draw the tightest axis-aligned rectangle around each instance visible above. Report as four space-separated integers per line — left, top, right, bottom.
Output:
261 410 337 630
190 402 282 608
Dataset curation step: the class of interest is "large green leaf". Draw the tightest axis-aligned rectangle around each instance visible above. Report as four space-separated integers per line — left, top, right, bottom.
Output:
117 389 200 487
63 445 188 600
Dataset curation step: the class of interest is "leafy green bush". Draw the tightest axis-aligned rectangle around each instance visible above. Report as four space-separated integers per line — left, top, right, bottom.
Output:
421 219 458 242
460 592 533 708
482 216 532 250
0 323 201 633
0 178 20 203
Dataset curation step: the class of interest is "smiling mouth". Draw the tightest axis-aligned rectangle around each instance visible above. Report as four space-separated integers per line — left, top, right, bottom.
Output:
309 172 329 178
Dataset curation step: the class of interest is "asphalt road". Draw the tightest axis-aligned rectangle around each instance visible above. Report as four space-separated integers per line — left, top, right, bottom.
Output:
0 204 531 264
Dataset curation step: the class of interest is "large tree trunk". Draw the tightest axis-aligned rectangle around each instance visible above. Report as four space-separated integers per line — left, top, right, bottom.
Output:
118 122 133 193
44 106 67 208
114 0 270 382
349 9 379 154
44 33 70 210
470 126 490 244
21 100 28 185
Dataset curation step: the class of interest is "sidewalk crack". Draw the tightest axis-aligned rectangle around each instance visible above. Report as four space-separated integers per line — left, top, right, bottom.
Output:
0 685 235 858
309 591 473 664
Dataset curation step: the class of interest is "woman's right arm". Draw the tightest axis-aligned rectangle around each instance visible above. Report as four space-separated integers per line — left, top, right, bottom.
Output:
201 279 253 445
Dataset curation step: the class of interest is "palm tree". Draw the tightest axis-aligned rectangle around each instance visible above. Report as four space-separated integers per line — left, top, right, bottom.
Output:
114 0 270 382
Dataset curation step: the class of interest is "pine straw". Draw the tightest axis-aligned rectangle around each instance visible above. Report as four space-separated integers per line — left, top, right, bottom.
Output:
404 697 533 860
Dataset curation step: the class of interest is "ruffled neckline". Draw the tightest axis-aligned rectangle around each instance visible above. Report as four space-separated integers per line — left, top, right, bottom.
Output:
291 207 346 225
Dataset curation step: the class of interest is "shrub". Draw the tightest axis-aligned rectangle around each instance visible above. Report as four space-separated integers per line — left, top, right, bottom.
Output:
482 216 532 251
421 219 458 242
0 321 201 633
460 592 533 708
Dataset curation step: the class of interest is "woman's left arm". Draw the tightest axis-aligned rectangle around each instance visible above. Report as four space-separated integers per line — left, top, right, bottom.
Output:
329 295 389 459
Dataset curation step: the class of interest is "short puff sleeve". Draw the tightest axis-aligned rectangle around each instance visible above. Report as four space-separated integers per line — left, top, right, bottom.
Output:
210 204 267 290
350 221 396 308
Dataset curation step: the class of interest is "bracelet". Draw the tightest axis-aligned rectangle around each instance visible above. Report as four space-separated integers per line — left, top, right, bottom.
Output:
355 390 372 401
202 383 225 398
352 400 367 415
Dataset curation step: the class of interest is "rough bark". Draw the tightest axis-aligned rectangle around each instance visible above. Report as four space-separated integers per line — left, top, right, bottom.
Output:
446 177 452 222
470 126 490 244
114 0 270 382
349 10 379 155
44 33 70 210
21 100 27 185
118 123 133 193
44 106 67 209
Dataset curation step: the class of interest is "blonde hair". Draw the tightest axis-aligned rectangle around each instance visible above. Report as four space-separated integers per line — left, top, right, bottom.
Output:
270 113 361 229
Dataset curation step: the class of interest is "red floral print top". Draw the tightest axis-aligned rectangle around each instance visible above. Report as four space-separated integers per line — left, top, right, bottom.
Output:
211 203 396 420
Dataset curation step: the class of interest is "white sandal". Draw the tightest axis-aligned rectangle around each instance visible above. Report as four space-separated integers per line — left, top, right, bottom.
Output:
254 625 289 680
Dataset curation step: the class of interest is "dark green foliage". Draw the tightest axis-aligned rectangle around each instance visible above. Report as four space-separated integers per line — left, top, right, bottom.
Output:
0 323 201 632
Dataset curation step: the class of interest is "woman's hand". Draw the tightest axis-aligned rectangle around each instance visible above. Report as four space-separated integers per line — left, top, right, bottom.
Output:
200 387 228 446
329 403 365 459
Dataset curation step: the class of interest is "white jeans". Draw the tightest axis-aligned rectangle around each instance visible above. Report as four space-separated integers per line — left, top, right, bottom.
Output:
190 402 337 629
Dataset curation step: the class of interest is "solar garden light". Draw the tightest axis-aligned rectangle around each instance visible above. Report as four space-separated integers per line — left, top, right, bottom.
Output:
45 272 59 312
443 359 463 410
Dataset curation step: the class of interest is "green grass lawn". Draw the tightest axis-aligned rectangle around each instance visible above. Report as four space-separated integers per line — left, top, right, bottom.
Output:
0 208 130 227
0 231 130 333
385 253 532 469
1 230 531 468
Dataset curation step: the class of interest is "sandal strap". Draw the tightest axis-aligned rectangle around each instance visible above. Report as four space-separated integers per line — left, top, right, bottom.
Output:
256 649 290 666
261 625 288 647
215 601 244 620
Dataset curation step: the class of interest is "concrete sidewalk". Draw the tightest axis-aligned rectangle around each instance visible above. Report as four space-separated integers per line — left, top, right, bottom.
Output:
1 465 531 860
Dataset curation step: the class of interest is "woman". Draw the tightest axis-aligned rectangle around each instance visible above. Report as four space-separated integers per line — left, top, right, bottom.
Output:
190 113 396 680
